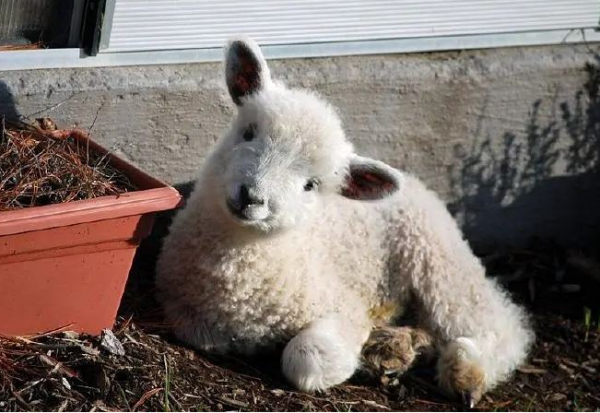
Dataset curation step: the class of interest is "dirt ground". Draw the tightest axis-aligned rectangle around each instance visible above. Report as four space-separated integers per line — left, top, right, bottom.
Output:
1 238 599 412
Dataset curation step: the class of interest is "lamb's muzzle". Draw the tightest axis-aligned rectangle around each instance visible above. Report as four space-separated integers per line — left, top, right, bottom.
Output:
227 183 269 221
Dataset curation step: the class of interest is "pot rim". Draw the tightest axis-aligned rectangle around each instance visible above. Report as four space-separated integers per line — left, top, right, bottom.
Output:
0 129 182 236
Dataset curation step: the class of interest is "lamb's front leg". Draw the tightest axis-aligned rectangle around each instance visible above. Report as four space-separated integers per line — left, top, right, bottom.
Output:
281 314 370 392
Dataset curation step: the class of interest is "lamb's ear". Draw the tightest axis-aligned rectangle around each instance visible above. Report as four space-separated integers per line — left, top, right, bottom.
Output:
225 37 271 106
340 156 400 201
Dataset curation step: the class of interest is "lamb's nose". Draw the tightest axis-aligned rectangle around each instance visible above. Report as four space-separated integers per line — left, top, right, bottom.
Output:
239 184 265 208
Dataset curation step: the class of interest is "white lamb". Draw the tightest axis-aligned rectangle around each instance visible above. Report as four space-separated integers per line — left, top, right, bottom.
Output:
156 37 534 406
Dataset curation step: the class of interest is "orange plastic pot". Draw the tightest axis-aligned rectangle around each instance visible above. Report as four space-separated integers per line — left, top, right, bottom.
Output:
0 130 181 336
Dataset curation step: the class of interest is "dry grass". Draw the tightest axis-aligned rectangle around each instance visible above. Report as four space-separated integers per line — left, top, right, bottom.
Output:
0 118 135 212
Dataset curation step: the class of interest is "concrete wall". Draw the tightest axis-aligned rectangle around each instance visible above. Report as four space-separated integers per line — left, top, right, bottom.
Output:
1 44 599 249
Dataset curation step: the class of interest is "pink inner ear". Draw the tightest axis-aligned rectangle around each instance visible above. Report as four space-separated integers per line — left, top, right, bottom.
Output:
234 57 260 94
229 45 262 105
341 170 397 200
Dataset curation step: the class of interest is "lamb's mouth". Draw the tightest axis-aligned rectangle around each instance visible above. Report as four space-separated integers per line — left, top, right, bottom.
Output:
226 198 251 220
225 198 269 223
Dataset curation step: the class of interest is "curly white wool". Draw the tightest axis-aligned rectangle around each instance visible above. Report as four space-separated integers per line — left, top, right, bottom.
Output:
156 36 533 397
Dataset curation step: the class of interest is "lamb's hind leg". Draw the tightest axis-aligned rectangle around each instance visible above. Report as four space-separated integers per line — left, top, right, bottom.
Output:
395 177 534 406
411 272 533 407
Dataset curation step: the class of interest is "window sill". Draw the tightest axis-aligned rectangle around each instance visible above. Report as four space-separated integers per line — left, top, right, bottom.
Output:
0 29 598 71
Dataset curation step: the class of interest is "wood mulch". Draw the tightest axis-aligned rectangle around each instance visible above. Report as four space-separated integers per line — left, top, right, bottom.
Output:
1 238 599 412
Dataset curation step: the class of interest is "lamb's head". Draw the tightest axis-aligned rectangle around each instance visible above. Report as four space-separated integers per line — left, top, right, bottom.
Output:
205 37 400 233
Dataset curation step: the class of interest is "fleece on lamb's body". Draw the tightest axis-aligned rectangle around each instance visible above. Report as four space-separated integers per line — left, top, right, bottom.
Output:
158 182 384 354
157 36 533 398
158 168 531 387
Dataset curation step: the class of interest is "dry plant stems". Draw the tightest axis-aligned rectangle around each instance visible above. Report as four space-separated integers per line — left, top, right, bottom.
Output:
0 309 599 412
0 42 44 51
583 307 592 342
0 118 135 211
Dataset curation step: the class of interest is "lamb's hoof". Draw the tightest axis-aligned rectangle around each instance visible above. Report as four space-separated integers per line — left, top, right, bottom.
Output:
437 339 486 408
456 369 484 408
461 389 481 410
362 326 434 379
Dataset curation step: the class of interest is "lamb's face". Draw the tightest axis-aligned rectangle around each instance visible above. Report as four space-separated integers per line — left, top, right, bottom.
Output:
219 87 353 232
206 37 401 234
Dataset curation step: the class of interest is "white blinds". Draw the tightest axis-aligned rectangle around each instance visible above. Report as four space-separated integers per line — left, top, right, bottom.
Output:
101 0 600 53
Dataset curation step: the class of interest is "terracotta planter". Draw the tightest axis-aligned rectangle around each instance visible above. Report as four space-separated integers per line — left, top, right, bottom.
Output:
0 130 181 336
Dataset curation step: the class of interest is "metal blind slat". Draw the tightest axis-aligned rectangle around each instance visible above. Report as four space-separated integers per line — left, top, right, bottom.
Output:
103 0 600 53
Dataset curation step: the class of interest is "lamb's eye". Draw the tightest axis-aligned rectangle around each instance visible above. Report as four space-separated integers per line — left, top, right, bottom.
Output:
304 178 319 192
243 125 255 141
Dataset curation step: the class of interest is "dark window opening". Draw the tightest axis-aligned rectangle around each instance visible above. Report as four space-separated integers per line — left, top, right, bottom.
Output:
0 0 86 50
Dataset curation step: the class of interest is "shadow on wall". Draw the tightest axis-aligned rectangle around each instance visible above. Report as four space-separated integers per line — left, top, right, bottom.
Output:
449 53 600 249
0 81 21 120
